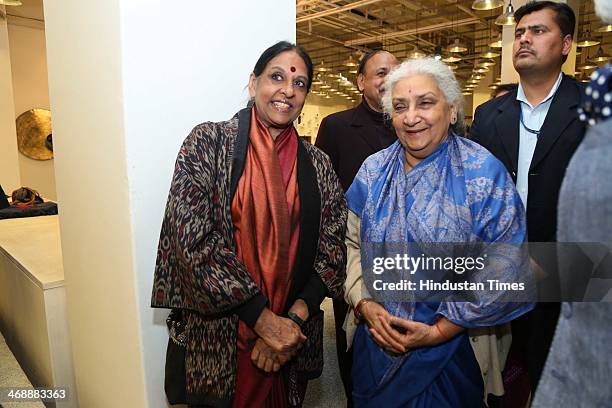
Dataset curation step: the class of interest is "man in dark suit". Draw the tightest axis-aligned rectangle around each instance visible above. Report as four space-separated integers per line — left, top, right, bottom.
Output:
470 1 586 396
315 49 397 406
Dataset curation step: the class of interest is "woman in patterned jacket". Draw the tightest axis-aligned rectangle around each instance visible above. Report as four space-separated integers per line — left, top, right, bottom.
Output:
151 41 347 407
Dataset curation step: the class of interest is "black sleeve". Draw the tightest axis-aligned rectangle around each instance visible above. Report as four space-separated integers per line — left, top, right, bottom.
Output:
470 104 485 146
296 274 328 317
234 293 268 329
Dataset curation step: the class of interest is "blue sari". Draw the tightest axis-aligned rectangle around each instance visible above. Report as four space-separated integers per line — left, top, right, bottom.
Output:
346 133 534 407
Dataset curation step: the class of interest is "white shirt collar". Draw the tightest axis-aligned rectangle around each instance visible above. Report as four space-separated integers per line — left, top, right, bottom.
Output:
517 71 563 109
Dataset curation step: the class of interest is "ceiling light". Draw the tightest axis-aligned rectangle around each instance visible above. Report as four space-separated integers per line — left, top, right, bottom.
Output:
474 67 490 73
344 54 358 67
596 24 612 33
471 0 503 11
489 33 503 49
589 46 611 63
577 63 598 71
489 84 499 90
480 50 501 58
448 38 468 53
408 49 427 59
442 54 462 63
315 61 330 72
473 74 485 80
576 30 600 48
477 58 497 67
495 1 515 26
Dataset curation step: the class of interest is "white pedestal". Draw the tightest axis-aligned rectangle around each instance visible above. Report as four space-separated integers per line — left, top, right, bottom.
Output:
0 215 77 408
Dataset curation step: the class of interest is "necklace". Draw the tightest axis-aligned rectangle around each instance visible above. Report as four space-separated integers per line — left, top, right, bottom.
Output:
519 109 541 136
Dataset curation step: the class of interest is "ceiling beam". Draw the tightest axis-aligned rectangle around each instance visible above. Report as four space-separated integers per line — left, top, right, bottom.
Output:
297 0 385 23
344 16 479 46
297 28 373 53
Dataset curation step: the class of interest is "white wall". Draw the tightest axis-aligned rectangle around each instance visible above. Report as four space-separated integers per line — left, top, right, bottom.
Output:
120 1 296 406
0 7 21 193
8 21 56 200
44 0 296 406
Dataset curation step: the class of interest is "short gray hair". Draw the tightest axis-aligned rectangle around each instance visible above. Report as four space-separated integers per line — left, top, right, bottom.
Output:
381 58 465 134
595 0 612 24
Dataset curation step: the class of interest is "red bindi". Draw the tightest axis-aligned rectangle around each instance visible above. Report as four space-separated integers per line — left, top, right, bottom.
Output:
290 66 296 72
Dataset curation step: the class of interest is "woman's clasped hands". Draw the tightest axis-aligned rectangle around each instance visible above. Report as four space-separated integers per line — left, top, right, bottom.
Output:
251 299 309 373
360 301 453 354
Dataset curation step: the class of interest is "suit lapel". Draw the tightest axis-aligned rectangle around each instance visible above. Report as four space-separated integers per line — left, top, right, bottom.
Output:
494 93 520 174
530 76 580 170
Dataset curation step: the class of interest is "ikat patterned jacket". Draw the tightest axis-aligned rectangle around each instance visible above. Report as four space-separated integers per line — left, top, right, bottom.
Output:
151 108 347 406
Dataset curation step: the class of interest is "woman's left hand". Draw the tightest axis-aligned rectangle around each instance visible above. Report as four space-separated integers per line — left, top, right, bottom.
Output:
377 316 464 350
385 317 439 349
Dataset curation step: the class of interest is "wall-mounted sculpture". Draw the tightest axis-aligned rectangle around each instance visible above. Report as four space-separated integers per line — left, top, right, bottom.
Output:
16 108 53 161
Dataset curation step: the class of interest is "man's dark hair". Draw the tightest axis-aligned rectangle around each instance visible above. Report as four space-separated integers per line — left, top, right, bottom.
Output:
357 50 388 76
252 41 314 92
514 1 575 63
492 83 518 98
515 1 576 38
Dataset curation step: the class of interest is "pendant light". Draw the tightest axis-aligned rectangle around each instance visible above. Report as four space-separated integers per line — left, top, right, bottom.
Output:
596 24 612 33
471 0 503 11
344 54 358 67
442 54 462 63
477 58 497 68
315 61 330 72
576 28 600 48
448 38 468 53
409 10 426 59
489 32 503 49
448 5 468 53
495 0 515 26
589 46 611 63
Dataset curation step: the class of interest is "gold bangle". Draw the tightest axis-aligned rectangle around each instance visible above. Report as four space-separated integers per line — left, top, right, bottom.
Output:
354 298 373 322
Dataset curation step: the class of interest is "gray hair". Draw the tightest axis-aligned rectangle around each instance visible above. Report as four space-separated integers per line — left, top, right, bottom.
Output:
381 58 465 134
595 0 612 24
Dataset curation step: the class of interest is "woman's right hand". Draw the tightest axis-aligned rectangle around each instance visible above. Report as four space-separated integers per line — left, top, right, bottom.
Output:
360 301 406 354
253 308 307 354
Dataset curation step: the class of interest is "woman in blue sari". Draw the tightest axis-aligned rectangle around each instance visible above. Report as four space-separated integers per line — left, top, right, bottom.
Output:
343 58 534 407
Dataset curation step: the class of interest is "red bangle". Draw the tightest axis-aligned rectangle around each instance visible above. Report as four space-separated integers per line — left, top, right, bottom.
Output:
435 322 449 342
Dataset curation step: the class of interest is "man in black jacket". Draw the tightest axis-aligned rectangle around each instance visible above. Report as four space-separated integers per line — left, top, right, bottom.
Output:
315 49 397 406
470 1 586 395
